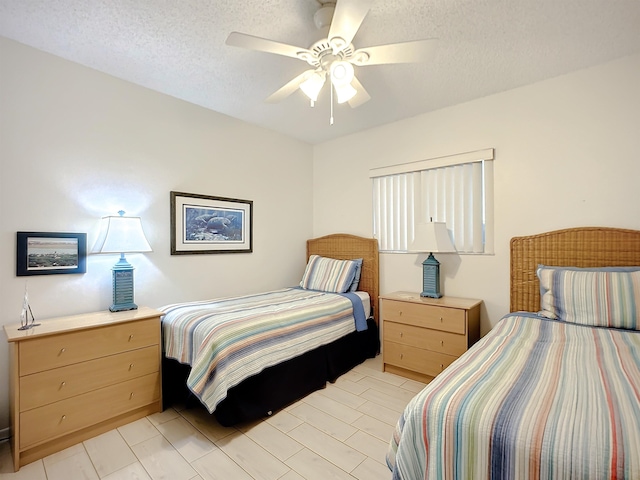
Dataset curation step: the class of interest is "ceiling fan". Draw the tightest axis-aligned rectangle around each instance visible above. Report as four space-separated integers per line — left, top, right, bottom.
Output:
225 0 437 114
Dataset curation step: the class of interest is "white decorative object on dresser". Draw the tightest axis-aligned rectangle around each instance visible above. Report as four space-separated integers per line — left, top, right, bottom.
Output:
3 306 163 471
381 292 482 383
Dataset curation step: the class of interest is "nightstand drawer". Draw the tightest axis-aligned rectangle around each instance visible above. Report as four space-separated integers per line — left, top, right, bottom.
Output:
383 321 467 357
20 345 159 412
382 299 466 334
19 318 160 375
384 341 457 378
20 372 160 449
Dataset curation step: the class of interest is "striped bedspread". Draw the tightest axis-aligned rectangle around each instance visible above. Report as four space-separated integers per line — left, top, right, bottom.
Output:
387 313 640 480
160 288 363 413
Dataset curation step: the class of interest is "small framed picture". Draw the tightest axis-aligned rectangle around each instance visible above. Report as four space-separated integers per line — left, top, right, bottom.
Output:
16 232 87 276
170 191 253 255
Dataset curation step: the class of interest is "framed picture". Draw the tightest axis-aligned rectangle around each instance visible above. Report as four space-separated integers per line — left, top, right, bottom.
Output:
170 191 253 255
17 232 87 276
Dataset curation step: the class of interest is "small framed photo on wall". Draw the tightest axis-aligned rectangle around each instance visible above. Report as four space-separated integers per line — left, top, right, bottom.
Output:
16 232 87 276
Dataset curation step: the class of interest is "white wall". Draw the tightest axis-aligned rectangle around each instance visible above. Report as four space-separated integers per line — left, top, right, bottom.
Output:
0 37 314 431
312 53 640 333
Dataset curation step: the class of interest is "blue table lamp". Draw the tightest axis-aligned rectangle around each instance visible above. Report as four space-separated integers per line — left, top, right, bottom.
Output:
410 221 456 298
92 211 152 311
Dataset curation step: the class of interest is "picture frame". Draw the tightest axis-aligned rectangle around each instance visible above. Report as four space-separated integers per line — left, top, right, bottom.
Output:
170 191 253 255
16 232 87 276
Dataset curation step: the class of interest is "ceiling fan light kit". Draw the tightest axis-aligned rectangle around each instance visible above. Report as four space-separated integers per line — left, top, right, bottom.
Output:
225 0 437 122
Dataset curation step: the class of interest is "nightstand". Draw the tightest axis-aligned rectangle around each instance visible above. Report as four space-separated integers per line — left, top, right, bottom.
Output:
4 306 163 471
380 292 482 383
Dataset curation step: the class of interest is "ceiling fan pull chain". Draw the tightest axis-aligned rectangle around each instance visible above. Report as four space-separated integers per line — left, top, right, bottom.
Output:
330 83 334 125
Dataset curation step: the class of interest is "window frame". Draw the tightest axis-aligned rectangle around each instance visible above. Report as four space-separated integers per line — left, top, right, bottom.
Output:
370 148 494 254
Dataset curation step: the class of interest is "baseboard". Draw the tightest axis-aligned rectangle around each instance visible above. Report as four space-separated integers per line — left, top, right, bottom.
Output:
0 427 10 442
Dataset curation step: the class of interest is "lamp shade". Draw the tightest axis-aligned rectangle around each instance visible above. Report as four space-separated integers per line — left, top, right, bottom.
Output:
300 71 326 102
329 61 357 104
330 61 354 86
409 222 456 254
334 82 357 104
92 211 152 254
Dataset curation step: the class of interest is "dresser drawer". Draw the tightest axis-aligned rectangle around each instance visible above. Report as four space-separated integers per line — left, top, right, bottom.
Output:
383 321 467 357
19 318 160 375
20 345 159 412
384 340 458 378
20 371 160 448
382 300 466 334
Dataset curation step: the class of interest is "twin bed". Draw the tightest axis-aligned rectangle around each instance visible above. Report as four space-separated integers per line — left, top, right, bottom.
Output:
160 233 380 426
388 226 640 479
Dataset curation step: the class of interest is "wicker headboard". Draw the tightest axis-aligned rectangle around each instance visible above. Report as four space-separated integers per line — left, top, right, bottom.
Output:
510 226 640 313
307 234 380 324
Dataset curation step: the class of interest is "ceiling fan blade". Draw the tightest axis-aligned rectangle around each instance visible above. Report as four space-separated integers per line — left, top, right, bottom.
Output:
351 39 438 66
226 32 312 60
348 76 371 108
328 0 374 52
265 70 315 103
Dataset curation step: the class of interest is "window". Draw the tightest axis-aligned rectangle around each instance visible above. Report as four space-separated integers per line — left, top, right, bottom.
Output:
371 149 494 254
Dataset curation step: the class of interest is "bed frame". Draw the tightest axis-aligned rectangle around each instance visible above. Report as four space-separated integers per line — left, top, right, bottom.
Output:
510 226 640 313
307 233 380 323
163 233 380 426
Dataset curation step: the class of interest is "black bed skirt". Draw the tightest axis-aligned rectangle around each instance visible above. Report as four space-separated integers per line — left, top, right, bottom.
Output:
162 318 380 426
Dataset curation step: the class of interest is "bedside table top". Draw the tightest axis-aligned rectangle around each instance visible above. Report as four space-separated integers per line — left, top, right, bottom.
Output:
380 291 482 310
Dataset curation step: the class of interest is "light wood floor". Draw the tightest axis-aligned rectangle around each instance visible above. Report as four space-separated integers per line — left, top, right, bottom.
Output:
0 356 425 480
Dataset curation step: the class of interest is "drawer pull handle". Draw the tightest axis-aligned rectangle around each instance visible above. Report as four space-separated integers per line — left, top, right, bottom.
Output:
60 381 66 388
399 332 403 338
61 415 67 422
440 364 444 370
59 348 66 356
399 311 403 316
400 353 404 359
129 363 135 370
441 340 444 347
440 317 443 322
128 334 134 341
130 392 135 399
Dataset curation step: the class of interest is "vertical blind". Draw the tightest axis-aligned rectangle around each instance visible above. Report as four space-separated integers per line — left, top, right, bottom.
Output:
370 149 494 254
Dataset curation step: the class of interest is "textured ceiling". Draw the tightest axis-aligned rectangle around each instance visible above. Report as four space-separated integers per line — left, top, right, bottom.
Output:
1 0 640 144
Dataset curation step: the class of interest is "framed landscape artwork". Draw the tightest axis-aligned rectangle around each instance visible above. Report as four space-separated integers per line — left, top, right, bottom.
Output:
16 232 87 276
170 191 253 254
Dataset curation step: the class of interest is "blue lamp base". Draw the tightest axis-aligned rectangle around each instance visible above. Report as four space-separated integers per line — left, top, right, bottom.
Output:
109 253 138 312
420 253 443 298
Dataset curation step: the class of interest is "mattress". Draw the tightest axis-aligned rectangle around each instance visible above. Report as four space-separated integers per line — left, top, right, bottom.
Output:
387 312 640 479
353 290 371 319
160 287 369 413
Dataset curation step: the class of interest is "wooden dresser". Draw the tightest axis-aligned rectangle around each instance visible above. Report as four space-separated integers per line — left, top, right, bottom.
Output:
381 292 482 383
3 306 163 470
